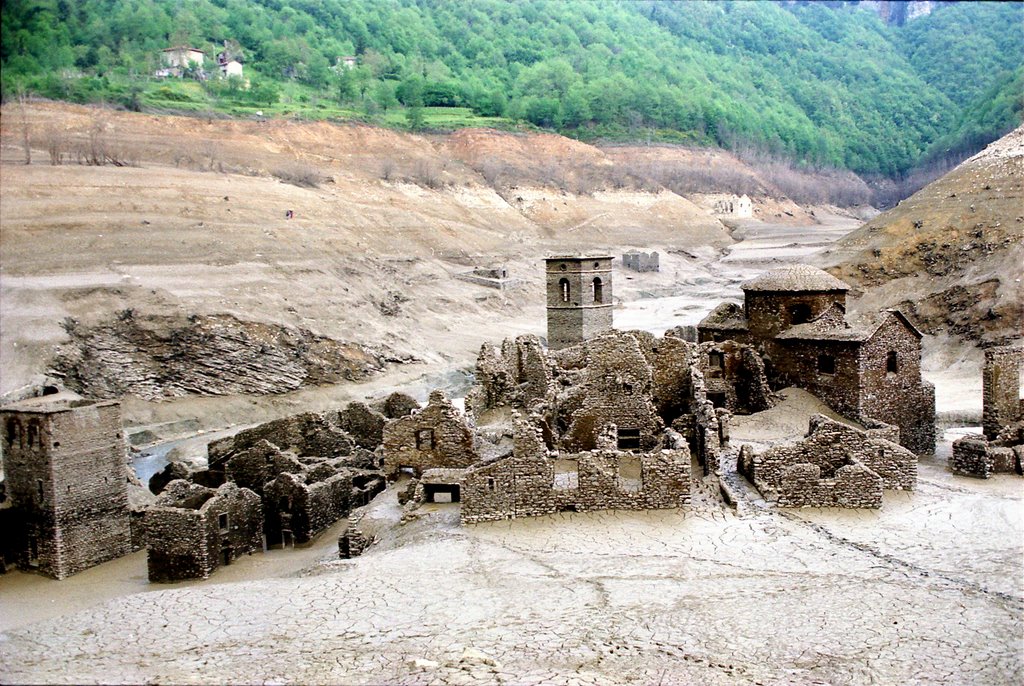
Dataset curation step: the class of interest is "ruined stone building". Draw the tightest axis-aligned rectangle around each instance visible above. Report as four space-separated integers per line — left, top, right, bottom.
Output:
622 250 660 273
460 415 691 523
145 480 263 582
699 193 753 218
739 415 916 508
546 256 613 350
0 396 132 579
382 390 479 478
145 404 386 569
951 346 1023 478
698 264 935 454
262 464 383 547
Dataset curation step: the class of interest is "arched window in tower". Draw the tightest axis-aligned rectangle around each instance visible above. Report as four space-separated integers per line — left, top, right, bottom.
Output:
559 278 570 303
593 277 604 304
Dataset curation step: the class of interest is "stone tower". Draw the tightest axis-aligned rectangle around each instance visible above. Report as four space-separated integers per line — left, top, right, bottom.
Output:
545 256 613 350
983 346 1023 440
0 396 131 579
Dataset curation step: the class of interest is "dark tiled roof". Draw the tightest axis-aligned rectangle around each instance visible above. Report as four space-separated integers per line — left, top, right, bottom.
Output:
742 264 850 292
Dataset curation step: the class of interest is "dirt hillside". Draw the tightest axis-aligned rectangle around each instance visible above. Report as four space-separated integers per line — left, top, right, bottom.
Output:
0 101 746 417
821 125 1023 346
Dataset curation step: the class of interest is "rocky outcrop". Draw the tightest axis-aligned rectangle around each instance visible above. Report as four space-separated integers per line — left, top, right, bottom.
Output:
51 312 398 400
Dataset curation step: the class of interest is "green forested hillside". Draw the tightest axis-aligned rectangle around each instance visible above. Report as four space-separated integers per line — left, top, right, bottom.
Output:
2 0 1021 178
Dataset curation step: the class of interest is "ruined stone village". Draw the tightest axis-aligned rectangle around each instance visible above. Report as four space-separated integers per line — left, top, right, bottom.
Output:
1 258 1020 583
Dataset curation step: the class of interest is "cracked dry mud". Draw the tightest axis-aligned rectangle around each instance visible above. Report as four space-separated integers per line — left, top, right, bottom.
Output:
1 457 1020 685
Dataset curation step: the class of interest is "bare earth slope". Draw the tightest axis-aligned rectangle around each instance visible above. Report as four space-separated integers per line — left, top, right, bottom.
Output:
821 126 1024 345
0 102 735 416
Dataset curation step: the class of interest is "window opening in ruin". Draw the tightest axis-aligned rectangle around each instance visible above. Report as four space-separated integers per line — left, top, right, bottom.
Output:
553 459 579 490
559 278 570 303
42 385 59 395
53 442 60 448
279 496 292 513
26 422 38 449
618 455 643 492
818 354 836 375
887 351 898 374
707 392 727 409
617 428 641 451
593 262 600 268
559 263 567 271
709 352 723 368
415 428 435 450
218 513 229 532
36 479 43 500
487 477 496 492
399 466 416 476
426 484 460 503
67 485 72 493
789 303 812 325
5 419 21 447
593 277 604 304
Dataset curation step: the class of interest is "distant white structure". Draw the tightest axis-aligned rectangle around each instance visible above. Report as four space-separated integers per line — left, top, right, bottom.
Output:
157 46 205 78
338 56 358 70
713 194 752 218
219 58 243 78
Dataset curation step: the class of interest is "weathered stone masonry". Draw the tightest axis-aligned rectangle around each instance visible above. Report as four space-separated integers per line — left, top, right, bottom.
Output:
144 480 263 582
1 397 132 579
461 417 690 523
739 415 916 508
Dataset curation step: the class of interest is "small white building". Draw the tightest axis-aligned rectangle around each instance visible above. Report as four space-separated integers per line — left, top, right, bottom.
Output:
162 46 205 69
338 56 358 70
157 46 205 78
220 59 243 78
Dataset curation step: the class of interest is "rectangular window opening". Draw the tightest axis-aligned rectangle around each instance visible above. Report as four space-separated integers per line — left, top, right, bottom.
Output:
553 459 579 490
415 428 435 450
618 455 643 493
617 428 642 451
218 512 229 532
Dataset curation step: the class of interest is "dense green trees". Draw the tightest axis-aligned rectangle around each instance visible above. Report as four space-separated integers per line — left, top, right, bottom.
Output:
2 0 1020 178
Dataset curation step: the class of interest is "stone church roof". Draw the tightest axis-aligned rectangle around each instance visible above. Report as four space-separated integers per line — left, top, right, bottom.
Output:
742 264 850 293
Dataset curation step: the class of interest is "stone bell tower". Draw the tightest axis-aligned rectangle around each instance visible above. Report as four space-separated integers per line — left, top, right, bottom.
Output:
545 256 613 350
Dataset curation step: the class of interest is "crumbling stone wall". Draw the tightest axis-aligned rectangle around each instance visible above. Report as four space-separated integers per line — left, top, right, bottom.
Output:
693 341 774 415
338 511 372 559
983 346 1023 440
744 415 915 507
207 412 354 468
777 461 883 508
0 399 132 579
461 417 690 523
380 392 420 419
382 391 478 478
223 440 305 496
561 332 664 452
145 480 263 582
337 402 386 450
950 437 1022 479
263 469 353 546
470 335 552 413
